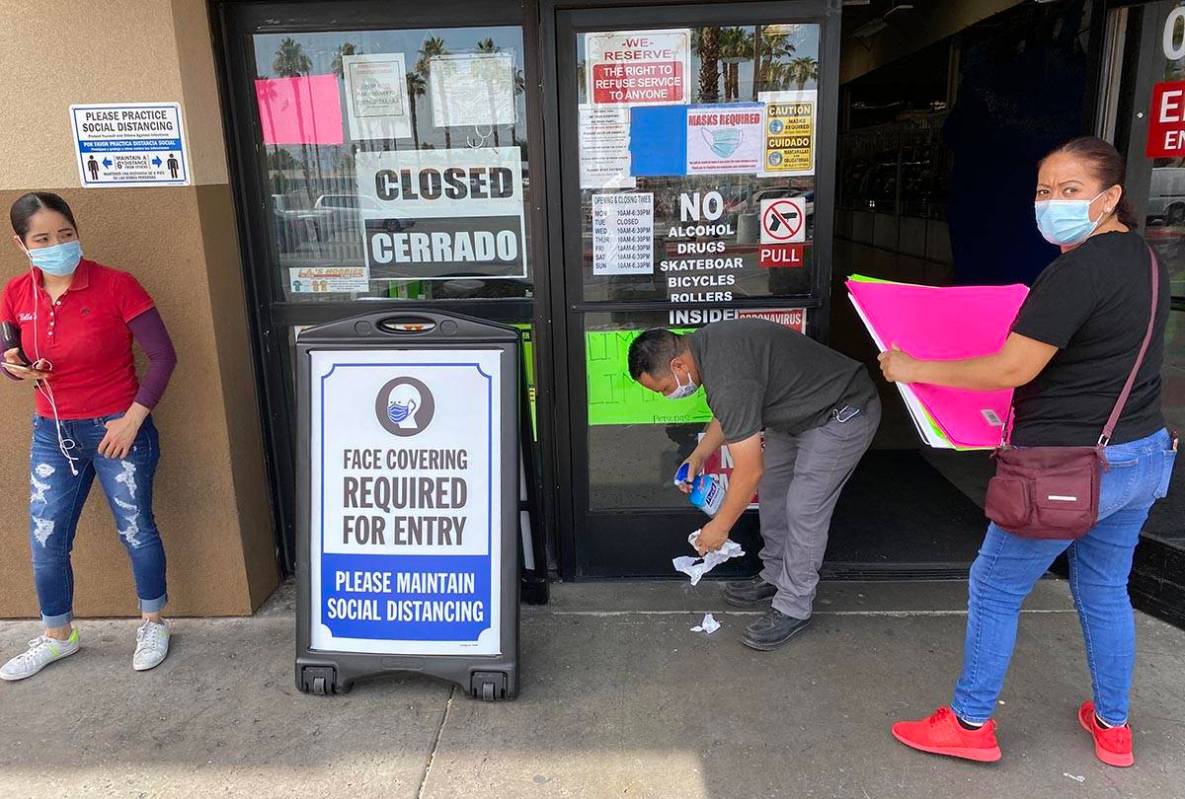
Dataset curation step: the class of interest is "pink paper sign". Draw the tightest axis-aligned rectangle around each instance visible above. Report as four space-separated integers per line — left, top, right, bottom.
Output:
846 279 1030 449
254 74 344 146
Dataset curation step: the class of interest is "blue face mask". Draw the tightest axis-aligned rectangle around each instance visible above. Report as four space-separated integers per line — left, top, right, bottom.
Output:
1033 191 1106 246
25 240 83 277
387 398 417 423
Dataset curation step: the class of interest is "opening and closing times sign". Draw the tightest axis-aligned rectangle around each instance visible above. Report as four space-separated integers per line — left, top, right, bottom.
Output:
592 192 654 276
586 29 691 106
310 348 503 656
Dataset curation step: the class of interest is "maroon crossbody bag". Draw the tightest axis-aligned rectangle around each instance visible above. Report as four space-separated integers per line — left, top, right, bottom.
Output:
984 249 1160 540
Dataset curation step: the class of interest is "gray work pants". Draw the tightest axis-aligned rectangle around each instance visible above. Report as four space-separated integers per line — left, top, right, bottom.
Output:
757 397 881 619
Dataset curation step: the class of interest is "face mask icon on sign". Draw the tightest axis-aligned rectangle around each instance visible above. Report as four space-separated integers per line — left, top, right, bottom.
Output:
387 384 422 430
702 128 743 159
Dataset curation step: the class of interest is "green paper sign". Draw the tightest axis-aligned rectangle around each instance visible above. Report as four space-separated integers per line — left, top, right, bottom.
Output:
511 323 538 440
586 329 711 426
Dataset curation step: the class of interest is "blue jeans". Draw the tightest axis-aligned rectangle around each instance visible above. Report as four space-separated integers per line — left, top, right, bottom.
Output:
952 428 1177 726
29 414 167 627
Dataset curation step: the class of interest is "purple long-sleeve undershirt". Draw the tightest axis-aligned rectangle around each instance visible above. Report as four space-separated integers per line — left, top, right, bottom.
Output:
128 307 177 409
2 309 176 404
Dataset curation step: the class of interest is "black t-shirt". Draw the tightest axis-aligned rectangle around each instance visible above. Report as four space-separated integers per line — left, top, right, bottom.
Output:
1011 231 1169 446
689 319 877 442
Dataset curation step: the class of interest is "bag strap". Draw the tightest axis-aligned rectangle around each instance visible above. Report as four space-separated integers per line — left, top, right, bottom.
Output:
1098 247 1160 447
1000 404 1014 449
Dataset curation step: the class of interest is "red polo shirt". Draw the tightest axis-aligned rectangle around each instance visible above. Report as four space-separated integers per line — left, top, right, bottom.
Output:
1 259 155 419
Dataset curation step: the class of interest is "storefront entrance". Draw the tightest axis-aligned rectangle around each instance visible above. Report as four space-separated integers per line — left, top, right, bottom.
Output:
216 0 870 580
214 1 1180 597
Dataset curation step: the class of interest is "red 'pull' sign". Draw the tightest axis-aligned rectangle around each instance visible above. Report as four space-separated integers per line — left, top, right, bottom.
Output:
1147 80 1185 157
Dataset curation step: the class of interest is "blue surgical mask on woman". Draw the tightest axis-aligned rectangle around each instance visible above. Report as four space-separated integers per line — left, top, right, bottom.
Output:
1033 191 1107 246
25 240 83 277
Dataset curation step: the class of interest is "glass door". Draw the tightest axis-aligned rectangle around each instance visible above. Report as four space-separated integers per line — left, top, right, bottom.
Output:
1098 0 1185 623
217 1 550 570
552 1 840 577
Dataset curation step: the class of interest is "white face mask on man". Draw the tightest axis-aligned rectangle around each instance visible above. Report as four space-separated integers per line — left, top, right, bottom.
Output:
665 365 699 400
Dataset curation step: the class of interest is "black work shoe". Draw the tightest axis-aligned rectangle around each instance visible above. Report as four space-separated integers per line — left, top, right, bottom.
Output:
722 576 778 607
741 609 812 651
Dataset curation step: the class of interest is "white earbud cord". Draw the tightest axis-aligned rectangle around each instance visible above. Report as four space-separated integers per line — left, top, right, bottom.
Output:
28 266 79 477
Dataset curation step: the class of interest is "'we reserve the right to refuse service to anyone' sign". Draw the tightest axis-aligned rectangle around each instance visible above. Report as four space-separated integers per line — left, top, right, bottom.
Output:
585 29 691 106
310 348 503 656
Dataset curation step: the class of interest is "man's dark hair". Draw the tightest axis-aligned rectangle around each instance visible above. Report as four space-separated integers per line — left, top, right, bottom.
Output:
627 329 687 380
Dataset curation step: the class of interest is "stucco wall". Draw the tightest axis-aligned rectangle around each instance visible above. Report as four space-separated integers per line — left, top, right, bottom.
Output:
0 0 278 617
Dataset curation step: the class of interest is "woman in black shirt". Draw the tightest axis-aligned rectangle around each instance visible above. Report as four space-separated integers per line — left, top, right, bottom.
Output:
880 137 1176 767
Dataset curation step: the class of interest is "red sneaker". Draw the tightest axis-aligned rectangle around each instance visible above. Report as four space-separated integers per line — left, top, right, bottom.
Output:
1078 701 1134 768
892 706 1002 763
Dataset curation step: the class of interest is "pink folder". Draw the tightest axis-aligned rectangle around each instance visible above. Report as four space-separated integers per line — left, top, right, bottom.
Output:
846 277 1030 449
254 74 344 146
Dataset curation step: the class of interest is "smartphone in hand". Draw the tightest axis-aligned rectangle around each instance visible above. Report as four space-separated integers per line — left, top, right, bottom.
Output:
1 358 49 380
0 322 27 363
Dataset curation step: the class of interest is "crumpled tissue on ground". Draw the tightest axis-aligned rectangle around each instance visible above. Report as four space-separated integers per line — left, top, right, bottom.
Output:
690 613 721 634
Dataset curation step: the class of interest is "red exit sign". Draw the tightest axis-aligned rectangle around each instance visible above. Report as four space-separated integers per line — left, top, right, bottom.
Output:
1147 81 1185 157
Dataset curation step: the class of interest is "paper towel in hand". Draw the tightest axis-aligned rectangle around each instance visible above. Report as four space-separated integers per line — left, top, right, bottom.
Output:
672 530 745 585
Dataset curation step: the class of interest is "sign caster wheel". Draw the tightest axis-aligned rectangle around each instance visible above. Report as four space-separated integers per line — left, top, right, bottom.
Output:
471 671 508 701
300 666 338 696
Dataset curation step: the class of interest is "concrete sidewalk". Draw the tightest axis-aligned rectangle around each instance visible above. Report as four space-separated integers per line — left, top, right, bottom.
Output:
1 580 1184 799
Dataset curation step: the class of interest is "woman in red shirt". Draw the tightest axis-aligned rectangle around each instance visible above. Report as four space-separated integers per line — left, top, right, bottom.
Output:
0 192 177 681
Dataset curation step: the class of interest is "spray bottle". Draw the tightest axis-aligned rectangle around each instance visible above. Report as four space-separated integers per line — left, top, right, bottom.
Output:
674 462 724 517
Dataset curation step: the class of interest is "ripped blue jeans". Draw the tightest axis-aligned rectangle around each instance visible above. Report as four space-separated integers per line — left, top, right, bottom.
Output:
28 414 167 627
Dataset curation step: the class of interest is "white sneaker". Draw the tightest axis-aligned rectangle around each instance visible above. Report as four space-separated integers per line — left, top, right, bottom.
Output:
133 620 170 672
1 630 81 681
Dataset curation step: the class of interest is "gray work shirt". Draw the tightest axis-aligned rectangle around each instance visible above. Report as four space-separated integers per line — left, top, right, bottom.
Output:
688 319 877 442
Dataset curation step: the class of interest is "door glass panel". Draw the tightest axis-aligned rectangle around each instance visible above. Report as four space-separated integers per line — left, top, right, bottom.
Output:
1105 1 1184 548
1137 2 1185 547
575 24 822 303
584 308 807 510
1134 1 1185 300
251 27 533 303
585 311 706 510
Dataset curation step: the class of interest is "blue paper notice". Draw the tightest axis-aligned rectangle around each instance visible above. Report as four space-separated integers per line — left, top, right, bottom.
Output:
629 105 689 177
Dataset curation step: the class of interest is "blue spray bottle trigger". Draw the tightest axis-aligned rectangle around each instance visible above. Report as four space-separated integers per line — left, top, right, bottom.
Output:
674 462 692 486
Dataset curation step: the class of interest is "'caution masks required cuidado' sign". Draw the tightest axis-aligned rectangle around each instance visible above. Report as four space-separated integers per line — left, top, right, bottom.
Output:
310 349 502 655
356 147 527 281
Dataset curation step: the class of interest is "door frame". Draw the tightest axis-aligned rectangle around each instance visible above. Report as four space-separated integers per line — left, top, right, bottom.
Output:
540 0 842 578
